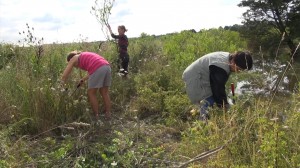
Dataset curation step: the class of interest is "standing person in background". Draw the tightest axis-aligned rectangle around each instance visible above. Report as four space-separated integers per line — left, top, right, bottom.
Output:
182 51 253 121
61 51 112 120
107 24 129 76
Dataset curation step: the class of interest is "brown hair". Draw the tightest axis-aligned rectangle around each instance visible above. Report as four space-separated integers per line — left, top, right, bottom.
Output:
230 51 253 70
67 51 81 62
119 25 128 32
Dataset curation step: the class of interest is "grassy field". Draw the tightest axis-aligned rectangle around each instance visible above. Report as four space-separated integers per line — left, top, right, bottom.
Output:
0 28 299 167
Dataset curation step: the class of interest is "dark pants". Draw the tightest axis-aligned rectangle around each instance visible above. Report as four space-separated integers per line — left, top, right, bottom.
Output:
118 53 129 72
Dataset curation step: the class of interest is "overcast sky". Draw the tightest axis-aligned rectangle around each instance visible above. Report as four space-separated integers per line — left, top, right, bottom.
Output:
0 0 247 44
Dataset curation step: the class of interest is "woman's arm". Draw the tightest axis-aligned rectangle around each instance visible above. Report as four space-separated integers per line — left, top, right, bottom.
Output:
61 57 77 83
209 65 229 107
107 24 118 39
107 24 113 34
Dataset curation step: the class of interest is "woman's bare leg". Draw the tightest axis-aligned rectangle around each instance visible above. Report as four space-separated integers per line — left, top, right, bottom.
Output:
88 88 99 119
99 86 111 119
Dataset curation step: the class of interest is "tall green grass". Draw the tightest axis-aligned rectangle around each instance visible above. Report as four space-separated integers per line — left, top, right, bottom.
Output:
0 28 299 167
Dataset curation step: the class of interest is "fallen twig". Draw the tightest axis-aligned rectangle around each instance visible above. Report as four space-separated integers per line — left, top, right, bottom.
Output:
177 127 243 168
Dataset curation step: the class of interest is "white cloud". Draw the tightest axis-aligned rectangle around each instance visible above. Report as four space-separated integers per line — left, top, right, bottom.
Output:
0 0 246 44
111 0 246 37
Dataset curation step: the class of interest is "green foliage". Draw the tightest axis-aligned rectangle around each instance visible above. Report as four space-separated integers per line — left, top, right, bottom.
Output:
0 44 16 70
99 128 168 167
164 93 190 124
258 120 288 167
173 94 300 167
133 67 166 118
1 27 300 167
162 29 247 70
238 0 299 59
0 160 9 168
129 35 163 73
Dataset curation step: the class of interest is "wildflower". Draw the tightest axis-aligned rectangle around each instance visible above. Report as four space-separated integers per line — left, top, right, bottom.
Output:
111 161 117 166
6 65 10 69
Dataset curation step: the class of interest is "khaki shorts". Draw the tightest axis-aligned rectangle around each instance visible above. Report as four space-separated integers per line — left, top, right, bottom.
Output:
88 65 111 89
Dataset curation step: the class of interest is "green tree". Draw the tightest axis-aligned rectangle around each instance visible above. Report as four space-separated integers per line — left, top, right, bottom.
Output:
238 0 300 59
287 0 300 38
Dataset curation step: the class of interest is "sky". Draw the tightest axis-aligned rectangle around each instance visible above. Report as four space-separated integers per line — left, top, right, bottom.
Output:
0 0 248 44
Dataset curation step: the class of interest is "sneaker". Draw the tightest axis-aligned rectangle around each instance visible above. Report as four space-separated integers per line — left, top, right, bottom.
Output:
119 68 125 73
122 71 128 78
199 113 210 121
119 68 129 74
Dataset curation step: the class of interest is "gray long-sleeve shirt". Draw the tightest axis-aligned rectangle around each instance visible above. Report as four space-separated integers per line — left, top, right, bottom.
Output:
182 52 231 105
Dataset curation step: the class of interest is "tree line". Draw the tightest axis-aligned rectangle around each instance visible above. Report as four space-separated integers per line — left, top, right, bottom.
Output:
224 0 299 61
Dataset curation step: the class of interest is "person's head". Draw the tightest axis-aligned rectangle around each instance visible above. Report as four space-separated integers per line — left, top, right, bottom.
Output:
118 25 127 35
229 51 253 72
67 51 81 62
